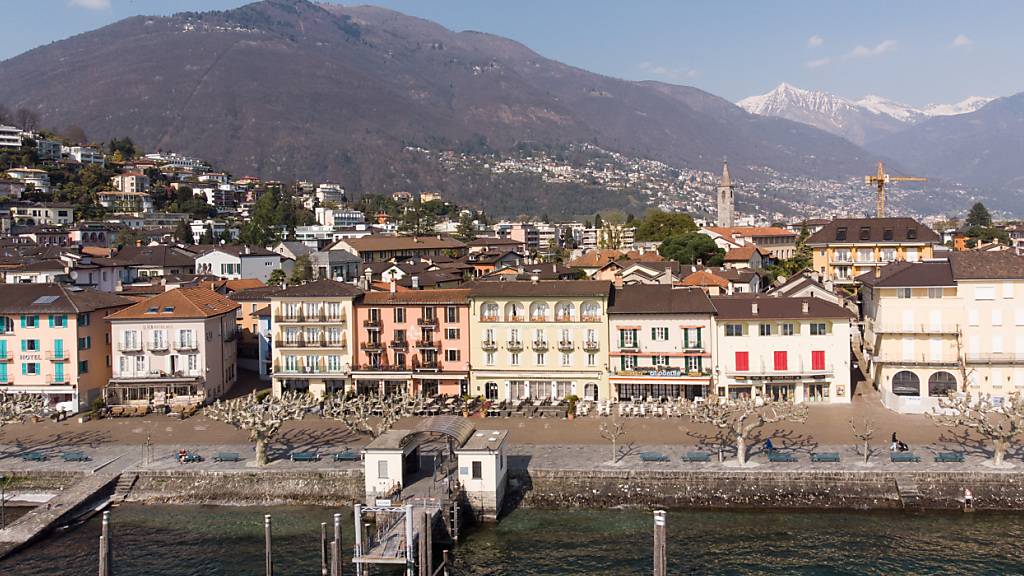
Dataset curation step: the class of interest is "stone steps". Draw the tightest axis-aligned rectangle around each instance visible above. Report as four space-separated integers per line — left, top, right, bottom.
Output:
111 473 138 502
895 476 923 511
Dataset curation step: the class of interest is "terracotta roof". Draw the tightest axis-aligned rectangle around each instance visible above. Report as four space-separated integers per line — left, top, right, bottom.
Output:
807 218 940 245
361 289 470 305
857 261 955 288
467 237 523 247
705 226 795 238
108 287 240 320
679 270 729 289
229 286 281 302
610 285 716 314
711 296 854 320
623 250 663 262
567 249 624 268
273 279 364 298
467 280 611 298
335 235 466 252
949 252 1024 280
723 244 765 261
200 278 266 293
0 284 133 314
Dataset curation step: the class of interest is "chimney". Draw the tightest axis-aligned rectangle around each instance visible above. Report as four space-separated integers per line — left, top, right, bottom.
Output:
411 275 419 289
751 302 758 315
531 275 540 285
661 266 672 285
802 301 809 314
613 272 623 289
874 266 881 278
390 279 397 294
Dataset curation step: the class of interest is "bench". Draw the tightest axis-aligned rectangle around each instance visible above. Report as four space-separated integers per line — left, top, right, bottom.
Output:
213 452 241 462
62 450 89 462
291 451 319 462
22 451 46 462
934 451 965 463
682 451 711 462
640 451 669 462
768 451 798 463
334 450 360 462
891 452 921 463
178 451 202 463
811 452 841 463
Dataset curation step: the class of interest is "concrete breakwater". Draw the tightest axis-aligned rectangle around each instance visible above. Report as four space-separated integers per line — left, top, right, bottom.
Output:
126 469 365 506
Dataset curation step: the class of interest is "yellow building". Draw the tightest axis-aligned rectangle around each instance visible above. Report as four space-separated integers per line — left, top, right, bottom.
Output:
807 218 941 286
269 279 363 396
468 280 611 401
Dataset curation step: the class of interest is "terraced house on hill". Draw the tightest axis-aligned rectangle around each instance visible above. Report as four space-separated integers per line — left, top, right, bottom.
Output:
352 288 470 397
0 284 132 411
861 252 1024 414
468 280 611 402
269 279 363 396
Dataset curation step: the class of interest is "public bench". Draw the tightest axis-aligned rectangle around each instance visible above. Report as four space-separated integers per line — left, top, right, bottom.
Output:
811 452 841 463
334 450 360 462
178 451 202 463
21 451 46 462
62 450 89 462
767 451 798 463
891 452 921 463
934 451 965 463
682 451 711 462
291 451 320 462
213 452 241 462
640 451 669 462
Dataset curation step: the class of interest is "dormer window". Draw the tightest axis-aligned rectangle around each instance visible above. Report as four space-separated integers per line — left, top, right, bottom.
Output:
835 227 847 241
859 227 870 241
883 228 893 241
906 228 917 240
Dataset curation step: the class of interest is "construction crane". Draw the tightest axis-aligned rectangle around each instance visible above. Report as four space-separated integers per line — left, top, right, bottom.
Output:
865 161 927 218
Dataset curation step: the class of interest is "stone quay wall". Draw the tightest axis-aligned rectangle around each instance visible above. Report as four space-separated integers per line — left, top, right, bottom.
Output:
0 470 84 492
126 470 364 506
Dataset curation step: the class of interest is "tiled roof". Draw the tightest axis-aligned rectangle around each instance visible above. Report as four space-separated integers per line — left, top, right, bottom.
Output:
113 245 196 268
610 285 716 314
185 244 278 258
706 226 795 238
229 286 281 302
107 287 240 320
711 296 854 320
467 237 523 247
567 249 624 268
806 218 940 245
857 261 955 287
0 284 133 314
361 289 470 305
949 252 1024 280
273 279 364 298
723 244 765 261
679 270 730 289
335 235 466 252
467 280 611 298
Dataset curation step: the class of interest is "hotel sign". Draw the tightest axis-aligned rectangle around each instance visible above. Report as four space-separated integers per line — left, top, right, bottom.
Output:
616 368 683 378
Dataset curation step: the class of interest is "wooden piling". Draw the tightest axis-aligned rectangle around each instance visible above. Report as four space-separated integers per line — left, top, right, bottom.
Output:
264 514 273 576
653 510 666 576
417 510 428 576
98 509 110 576
332 512 342 576
442 549 450 576
321 522 328 576
424 510 433 576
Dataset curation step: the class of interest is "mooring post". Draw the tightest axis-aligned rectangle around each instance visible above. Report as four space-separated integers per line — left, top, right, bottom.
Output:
424 510 433 576
353 505 362 576
264 514 273 576
405 503 416 576
321 522 328 576
417 509 428 576
442 549 450 576
653 510 666 576
332 512 342 576
98 509 111 576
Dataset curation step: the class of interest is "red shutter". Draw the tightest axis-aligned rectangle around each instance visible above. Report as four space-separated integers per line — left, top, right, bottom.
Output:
811 350 825 371
735 351 749 372
773 351 788 371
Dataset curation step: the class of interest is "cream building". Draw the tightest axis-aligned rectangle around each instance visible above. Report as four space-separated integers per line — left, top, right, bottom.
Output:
861 252 1024 413
468 280 611 402
807 218 941 286
712 296 853 403
270 279 363 396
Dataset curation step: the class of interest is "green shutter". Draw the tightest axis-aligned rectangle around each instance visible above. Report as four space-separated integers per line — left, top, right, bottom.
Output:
54 339 63 358
619 330 624 348
48 315 53 328
21 363 27 375
696 328 702 348
0 363 7 382
55 363 64 383
0 340 6 358
20 340 26 352
20 316 26 328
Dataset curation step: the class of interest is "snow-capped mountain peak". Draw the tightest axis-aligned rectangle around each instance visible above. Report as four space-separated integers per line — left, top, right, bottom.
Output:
854 94 927 123
738 82 859 118
923 96 995 116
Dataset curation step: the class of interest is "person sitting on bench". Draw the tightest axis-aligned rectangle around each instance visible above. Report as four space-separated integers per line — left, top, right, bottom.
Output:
763 438 774 452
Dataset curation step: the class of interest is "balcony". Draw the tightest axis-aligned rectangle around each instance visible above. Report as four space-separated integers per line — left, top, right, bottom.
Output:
351 363 409 373
506 340 524 352
619 342 639 352
726 362 834 378
147 340 170 352
275 338 308 348
558 340 574 352
480 315 499 322
415 360 439 371
613 366 711 378
555 315 575 323
175 340 199 352
46 374 70 385
415 340 437 350
530 315 549 323
966 353 1024 365
873 323 960 336
390 340 409 350
481 340 498 351
417 317 438 328
531 340 549 352
363 319 382 329
118 342 143 352
110 370 203 383
508 316 526 323
682 343 705 353
274 362 349 376
581 315 602 323
274 312 306 323
46 350 70 362
583 341 600 352
0 353 11 363
361 341 385 352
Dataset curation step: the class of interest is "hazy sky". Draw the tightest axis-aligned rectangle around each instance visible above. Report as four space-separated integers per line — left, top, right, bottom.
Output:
5 0 1022 106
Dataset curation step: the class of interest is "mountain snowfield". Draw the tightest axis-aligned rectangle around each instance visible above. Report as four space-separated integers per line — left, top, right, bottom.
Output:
737 83 994 145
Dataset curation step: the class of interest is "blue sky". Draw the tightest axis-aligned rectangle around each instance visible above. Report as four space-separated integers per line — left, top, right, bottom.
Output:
5 1 1022 106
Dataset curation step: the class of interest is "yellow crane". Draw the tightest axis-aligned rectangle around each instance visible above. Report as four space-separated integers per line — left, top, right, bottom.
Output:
865 161 927 218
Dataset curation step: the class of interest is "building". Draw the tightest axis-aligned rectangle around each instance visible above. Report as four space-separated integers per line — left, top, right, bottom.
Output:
580 225 636 251
110 173 151 194
352 288 470 397
330 235 468 263
230 286 279 380
10 203 74 226
6 168 51 193
468 280 611 402
712 296 853 403
315 183 347 205
861 252 1024 414
192 246 283 284
62 146 105 166
806 218 941 286
716 160 735 228
0 125 22 149
310 248 361 282
270 279 364 396
105 288 240 408
608 285 717 401
144 152 208 171
112 245 196 279
315 207 366 228
702 226 798 259
34 139 63 161
0 284 132 411
97 190 154 214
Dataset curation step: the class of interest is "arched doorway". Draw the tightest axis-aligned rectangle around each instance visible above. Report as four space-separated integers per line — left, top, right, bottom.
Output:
928 371 958 397
584 382 598 401
891 371 920 396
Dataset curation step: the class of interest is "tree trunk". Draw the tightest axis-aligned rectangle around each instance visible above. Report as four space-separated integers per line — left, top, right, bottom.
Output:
256 437 268 467
993 438 1006 467
863 439 870 464
736 435 746 466
611 440 618 463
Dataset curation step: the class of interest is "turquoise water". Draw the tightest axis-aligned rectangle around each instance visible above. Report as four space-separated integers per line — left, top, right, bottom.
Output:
3 505 1024 575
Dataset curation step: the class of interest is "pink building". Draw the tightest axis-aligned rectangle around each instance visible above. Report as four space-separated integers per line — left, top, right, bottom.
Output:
352 289 470 397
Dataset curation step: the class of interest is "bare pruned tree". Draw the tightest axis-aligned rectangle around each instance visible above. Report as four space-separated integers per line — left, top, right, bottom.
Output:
321 390 423 439
0 392 46 430
205 391 319 466
13 108 40 132
930 391 1024 467
599 418 628 463
681 396 808 466
850 417 875 464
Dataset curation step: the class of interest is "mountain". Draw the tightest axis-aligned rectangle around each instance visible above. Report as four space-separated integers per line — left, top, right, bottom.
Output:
0 0 878 216
870 92 1024 192
738 83 994 146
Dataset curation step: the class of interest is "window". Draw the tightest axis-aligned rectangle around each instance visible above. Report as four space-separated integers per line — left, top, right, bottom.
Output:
21 315 39 328
892 371 920 396
445 349 461 362
50 314 67 328
928 372 957 397
79 360 89 374
485 382 498 400
485 352 495 366
880 248 896 262
21 339 39 352
561 353 571 366
587 353 596 367
135 355 145 373
835 227 847 241
472 461 482 480
734 351 749 372
394 308 406 323
975 286 995 301
446 306 459 323
651 327 669 341
759 324 772 336
780 323 794 336
810 323 827 336
535 352 546 365
992 310 1003 327
725 324 743 337
685 356 703 373
619 329 638 348
651 355 670 366
927 287 943 299
773 351 788 371
22 362 40 375
811 350 825 371
620 355 638 370
510 352 520 366
882 228 894 241
859 227 871 241
378 460 389 479
897 288 912 299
